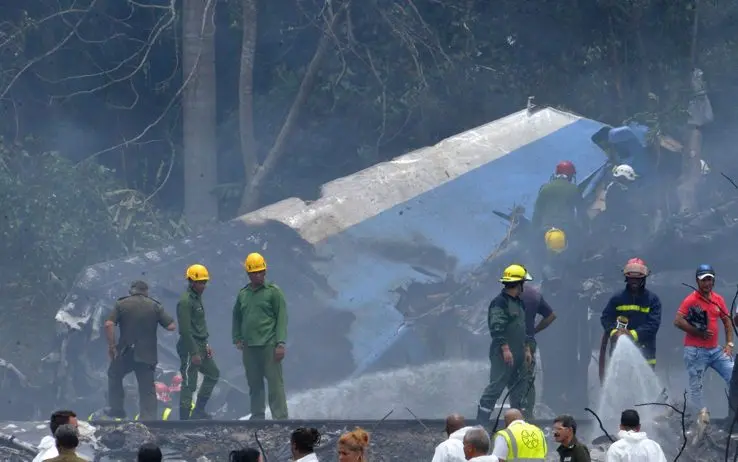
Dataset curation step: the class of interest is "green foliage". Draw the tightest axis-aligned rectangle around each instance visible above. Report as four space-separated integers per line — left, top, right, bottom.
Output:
0 138 186 296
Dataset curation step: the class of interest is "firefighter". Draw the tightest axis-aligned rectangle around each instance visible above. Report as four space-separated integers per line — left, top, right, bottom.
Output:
232 253 289 419
599 258 662 383
177 264 220 420
103 280 175 420
476 264 533 422
531 161 589 254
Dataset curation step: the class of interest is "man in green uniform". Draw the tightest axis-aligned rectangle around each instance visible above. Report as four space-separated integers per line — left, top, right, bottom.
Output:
232 252 289 420
531 160 587 235
104 280 175 420
177 264 220 420
476 264 533 422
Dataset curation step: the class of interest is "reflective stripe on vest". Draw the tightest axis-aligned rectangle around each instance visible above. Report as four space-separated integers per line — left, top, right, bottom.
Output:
162 408 172 420
497 422 547 461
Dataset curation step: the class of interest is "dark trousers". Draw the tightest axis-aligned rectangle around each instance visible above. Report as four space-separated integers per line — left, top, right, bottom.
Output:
107 349 157 420
243 345 288 419
727 354 738 427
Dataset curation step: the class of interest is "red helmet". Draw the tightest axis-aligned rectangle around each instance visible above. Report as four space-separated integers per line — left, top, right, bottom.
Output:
623 258 649 277
555 161 576 178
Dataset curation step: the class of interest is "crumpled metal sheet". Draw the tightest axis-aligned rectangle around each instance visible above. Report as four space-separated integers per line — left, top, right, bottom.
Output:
51 107 608 414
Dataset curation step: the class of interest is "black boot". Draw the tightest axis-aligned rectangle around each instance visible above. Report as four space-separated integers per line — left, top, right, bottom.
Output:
179 405 191 420
190 397 213 420
476 406 491 423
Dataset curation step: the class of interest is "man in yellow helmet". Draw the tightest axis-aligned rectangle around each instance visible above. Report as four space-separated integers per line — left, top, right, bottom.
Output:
476 264 534 423
177 264 220 420
232 252 289 419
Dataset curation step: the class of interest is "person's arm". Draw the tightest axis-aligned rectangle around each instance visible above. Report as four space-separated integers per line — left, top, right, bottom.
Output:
155 303 176 331
633 294 661 342
273 287 288 345
600 297 617 333
674 295 704 337
232 294 243 345
534 296 556 333
104 303 121 347
176 298 197 355
574 444 592 462
491 434 509 461
488 301 509 351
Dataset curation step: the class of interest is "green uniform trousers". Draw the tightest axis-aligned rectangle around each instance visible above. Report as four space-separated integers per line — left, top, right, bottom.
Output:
479 344 532 416
519 343 537 420
177 339 220 410
243 345 288 419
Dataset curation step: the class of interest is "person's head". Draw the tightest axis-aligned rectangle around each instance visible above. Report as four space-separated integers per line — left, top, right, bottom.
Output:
445 413 466 437
244 253 267 287
185 264 209 294
612 164 637 182
500 264 532 297
229 447 261 462
462 427 490 459
623 258 648 292
54 424 79 451
129 280 149 296
620 409 641 432
503 408 524 427
291 427 321 457
49 410 77 436
554 160 576 182
338 427 369 462
553 415 577 445
138 442 163 462
696 264 715 294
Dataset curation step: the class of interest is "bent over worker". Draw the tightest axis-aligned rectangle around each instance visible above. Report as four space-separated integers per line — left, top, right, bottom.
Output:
232 253 289 420
177 264 220 420
476 264 533 422
599 258 662 383
104 280 175 420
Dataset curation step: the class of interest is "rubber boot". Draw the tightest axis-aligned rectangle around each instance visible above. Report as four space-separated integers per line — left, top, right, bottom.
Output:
476 406 491 423
190 397 213 420
178 405 191 420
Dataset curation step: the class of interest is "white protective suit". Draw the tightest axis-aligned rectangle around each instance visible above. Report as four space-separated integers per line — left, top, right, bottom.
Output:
431 426 473 462
32 421 94 462
605 430 667 462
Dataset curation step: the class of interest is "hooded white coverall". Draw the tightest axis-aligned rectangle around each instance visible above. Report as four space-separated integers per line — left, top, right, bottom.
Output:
605 430 667 462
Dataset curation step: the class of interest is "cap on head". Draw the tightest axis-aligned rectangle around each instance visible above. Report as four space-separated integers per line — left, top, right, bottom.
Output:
244 252 267 273
696 264 715 280
544 227 567 253
185 264 210 281
623 258 649 278
555 160 576 178
500 264 533 283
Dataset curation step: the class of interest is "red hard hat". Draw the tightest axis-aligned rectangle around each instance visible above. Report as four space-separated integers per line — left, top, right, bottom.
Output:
624 258 649 277
555 161 576 177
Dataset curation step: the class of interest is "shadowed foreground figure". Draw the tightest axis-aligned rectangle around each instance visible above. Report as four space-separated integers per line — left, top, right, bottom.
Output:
46 424 85 462
229 448 262 462
338 427 369 462
33 410 79 462
462 427 498 462
605 409 666 462
553 415 590 462
291 427 321 462
492 409 547 461
137 443 163 462
432 414 474 462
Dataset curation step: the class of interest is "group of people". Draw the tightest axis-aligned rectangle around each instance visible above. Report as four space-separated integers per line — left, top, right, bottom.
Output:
32 409 366 462
103 252 289 421
477 159 738 427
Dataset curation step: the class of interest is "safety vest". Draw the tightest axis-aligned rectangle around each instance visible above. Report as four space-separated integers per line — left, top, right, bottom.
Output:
496 421 547 461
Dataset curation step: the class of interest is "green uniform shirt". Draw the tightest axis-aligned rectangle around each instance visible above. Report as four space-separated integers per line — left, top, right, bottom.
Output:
232 282 287 347
108 294 174 365
488 291 526 355
177 287 209 355
531 178 586 230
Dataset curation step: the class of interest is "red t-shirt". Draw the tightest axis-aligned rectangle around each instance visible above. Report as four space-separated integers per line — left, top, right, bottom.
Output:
677 291 729 348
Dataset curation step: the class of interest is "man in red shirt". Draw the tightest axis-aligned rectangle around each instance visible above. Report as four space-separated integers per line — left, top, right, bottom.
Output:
674 264 734 415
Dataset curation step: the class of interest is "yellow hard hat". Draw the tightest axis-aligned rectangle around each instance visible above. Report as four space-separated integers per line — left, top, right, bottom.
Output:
544 227 567 253
244 252 267 273
185 264 210 282
500 264 533 283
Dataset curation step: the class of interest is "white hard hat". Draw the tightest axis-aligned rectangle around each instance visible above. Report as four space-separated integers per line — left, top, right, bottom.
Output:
612 164 637 181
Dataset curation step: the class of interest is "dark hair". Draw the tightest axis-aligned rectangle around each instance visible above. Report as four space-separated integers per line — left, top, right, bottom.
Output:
138 442 163 462
553 415 577 435
49 410 76 435
54 424 79 450
292 427 321 453
621 409 640 429
229 448 261 462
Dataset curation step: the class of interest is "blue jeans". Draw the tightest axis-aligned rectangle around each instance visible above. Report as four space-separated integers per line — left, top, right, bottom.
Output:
684 346 734 411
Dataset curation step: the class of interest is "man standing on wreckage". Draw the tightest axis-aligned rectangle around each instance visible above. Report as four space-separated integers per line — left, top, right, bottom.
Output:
476 264 535 422
599 258 662 382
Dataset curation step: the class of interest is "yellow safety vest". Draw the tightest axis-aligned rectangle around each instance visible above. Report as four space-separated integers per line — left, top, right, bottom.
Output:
496 422 547 461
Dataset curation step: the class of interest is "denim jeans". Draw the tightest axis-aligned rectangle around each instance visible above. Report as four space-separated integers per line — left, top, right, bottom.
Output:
684 346 734 412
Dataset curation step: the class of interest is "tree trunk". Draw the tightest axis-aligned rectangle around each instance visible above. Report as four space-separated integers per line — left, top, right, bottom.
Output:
182 0 219 228
239 0 258 190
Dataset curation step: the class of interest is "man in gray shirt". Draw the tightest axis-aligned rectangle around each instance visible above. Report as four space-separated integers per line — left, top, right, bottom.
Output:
519 283 556 419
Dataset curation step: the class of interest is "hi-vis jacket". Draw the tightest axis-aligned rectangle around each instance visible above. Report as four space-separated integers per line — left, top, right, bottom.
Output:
601 288 662 363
